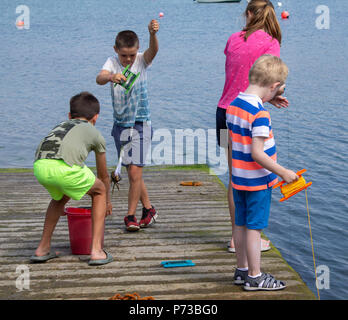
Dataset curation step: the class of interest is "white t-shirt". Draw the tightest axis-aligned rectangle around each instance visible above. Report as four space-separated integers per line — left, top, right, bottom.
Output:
102 53 151 127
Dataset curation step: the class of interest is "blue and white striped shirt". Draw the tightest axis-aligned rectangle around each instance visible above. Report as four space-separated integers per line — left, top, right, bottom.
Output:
102 53 151 127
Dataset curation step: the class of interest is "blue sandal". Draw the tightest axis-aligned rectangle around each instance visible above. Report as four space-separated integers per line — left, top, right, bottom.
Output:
30 252 58 263
88 250 113 266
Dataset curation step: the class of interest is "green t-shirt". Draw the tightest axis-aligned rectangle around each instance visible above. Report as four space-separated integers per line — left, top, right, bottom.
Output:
35 119 106 167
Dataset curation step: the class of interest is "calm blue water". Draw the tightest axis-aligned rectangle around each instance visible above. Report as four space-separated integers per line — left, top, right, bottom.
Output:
1 0 347 299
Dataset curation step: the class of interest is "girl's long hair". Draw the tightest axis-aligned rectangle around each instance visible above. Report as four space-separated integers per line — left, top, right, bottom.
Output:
242 0 282 45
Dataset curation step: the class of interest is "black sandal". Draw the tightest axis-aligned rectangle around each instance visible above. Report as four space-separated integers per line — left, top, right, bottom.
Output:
244 273 286 291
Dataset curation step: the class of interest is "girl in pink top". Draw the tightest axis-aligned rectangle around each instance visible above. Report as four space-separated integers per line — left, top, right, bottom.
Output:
217 0 288 253
218 29 280 110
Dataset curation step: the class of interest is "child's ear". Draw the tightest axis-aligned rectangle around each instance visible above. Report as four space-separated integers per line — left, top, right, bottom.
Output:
68 112 72 120
90 114 99 125
271 82 281 91
114 45 118 54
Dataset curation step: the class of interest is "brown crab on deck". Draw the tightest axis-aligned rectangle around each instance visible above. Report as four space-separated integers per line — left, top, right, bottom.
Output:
110 171 122 194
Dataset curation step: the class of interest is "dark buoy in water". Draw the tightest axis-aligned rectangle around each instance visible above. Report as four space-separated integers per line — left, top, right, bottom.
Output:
281 11 290 19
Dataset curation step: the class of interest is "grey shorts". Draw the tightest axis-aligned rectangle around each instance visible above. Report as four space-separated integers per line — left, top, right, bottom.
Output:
111 122 153 167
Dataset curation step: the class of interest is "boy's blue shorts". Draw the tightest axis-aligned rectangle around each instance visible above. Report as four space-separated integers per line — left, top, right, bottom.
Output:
111 121 153 167
233 187 272 230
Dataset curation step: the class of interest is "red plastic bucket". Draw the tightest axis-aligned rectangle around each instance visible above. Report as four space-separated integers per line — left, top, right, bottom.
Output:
64 207 104 255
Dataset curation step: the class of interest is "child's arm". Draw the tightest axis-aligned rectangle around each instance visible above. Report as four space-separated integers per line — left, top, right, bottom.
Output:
95 152 112 215
144 19 159 65
96 70 127 86
251 137 298 184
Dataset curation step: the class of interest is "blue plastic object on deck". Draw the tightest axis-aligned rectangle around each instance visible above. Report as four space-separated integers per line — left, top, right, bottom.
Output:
161 260 195 268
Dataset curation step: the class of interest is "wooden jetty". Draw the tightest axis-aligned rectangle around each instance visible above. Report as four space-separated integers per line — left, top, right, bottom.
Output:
0 165 315 300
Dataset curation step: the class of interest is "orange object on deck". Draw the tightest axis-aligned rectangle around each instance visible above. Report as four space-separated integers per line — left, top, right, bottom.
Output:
109 292 154 300
180 181 202 186
273 169 312 202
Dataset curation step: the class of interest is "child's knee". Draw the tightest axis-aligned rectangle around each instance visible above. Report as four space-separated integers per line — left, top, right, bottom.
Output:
88 178 106 196
127 165 142 183
50 195 70 206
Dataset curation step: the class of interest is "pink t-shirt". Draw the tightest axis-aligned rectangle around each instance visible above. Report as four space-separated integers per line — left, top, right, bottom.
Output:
217 30 280 109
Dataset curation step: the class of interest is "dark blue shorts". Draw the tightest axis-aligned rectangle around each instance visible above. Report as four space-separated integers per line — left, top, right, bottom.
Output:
111 122 153 167
216 107 228 148
233 188 272 230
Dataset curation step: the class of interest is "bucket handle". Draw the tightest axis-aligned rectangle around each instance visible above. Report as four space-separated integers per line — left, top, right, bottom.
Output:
63 206 92 216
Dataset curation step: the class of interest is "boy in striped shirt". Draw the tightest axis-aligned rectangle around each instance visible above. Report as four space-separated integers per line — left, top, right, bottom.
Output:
226 55 298 291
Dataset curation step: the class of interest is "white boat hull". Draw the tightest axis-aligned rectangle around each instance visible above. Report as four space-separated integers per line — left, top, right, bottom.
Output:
195 0 241 3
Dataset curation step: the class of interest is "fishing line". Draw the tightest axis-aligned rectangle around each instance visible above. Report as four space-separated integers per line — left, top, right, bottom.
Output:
285 102 292 272
305 188 320 300
278 104 320 300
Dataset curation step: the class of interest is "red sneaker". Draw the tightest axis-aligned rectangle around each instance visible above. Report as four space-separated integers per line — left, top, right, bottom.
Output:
124 215 140 232
140 206 158 228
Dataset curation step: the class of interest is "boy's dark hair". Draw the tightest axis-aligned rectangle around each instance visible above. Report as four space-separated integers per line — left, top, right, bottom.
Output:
115 30 139 49
70 92 100 120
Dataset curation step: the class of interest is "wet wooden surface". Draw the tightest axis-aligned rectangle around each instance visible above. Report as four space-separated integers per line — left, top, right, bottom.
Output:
0 166 315 300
